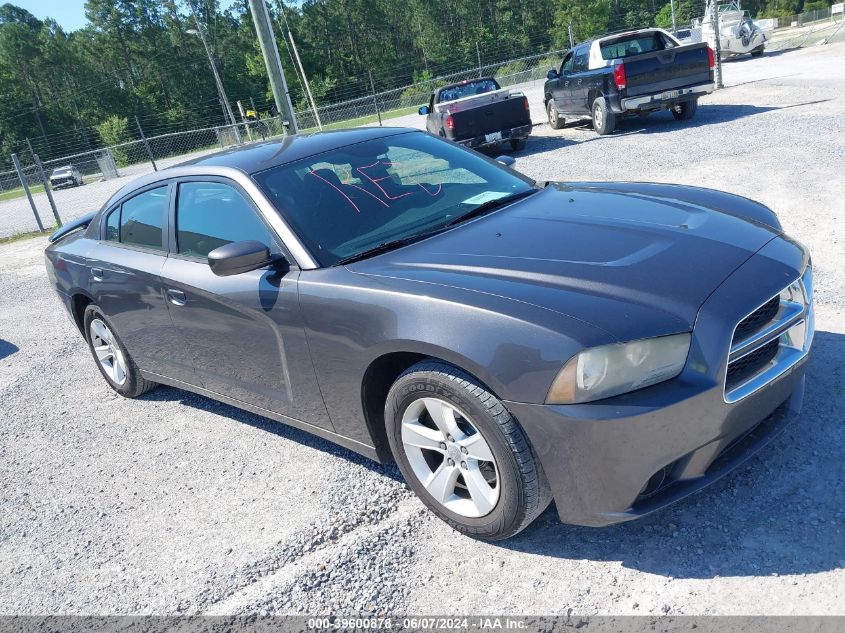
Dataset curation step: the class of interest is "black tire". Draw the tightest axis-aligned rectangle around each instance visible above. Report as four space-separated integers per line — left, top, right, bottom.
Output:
671 98 698 121
510 137 527 151
751 47 764 57
591 97 616 135
546 99 565 130
83 304 157 398
385 360 552 540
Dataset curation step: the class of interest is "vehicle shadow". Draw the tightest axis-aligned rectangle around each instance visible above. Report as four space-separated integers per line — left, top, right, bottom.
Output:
614 100 832 135
138 386 403 481
0 339 19 361
497 329 845 580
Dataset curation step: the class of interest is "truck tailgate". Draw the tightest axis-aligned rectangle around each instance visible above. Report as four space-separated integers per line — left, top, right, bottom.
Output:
449 96 530 140
624 43 712 97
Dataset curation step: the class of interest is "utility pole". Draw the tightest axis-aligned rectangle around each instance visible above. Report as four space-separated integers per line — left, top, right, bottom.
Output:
248 0 298 133
568 23 575 49
476 42 482 78
188 7 240 139
288 29 322 130
369 70 382 126
710 0 724 88
670 0 677 32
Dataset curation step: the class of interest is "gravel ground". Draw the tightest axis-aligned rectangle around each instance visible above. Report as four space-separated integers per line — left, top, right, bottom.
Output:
0 43 843 616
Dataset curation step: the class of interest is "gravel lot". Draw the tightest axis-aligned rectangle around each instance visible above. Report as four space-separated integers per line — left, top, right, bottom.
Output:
1 43 843 616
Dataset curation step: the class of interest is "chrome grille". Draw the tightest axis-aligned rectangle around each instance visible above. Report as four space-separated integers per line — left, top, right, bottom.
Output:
724 265 814 403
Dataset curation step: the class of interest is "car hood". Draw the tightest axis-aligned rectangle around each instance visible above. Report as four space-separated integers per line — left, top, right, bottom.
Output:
347 183 781 341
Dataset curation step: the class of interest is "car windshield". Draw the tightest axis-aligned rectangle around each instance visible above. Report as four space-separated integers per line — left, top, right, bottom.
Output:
253 132 534 266
52 167 72 175
437 79 499 103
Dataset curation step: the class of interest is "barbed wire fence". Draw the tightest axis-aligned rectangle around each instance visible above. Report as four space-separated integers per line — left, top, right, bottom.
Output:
2 4 842 240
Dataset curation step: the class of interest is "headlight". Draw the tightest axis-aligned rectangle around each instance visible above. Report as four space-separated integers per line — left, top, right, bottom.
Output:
546 333 691 404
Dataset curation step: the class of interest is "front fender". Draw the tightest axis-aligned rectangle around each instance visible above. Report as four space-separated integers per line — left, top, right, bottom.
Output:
298 267 612 448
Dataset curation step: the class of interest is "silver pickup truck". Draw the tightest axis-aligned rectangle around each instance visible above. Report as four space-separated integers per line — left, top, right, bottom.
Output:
419 78 533 152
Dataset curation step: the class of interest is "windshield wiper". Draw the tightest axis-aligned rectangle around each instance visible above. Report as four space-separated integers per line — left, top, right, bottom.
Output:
444 189 537 228
335 229 444 266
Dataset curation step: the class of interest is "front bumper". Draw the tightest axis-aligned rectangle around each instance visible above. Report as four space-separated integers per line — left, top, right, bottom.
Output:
456 123 532 150
50 178 75 189
507 236 812 527
618 82 714 113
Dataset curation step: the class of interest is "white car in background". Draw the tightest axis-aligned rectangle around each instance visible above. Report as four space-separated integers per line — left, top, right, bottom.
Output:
49 165 84 189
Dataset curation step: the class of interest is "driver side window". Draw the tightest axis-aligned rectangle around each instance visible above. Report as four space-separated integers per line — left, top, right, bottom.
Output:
175 181 278 258
561 53 575 75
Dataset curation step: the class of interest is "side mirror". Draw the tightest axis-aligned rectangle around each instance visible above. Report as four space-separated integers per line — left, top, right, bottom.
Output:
418 105 430 115
208 240 276 277
495 155 516 168
546 69 559 80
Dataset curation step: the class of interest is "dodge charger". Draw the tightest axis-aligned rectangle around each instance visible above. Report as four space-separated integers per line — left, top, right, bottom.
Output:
44 128 813 539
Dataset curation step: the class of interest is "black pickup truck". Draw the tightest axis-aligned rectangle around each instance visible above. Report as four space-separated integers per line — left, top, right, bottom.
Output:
544 28 715 135
419 78 532 151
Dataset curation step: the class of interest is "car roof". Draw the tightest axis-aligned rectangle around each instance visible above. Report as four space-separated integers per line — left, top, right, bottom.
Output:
98 127 419 212
176 126 415 174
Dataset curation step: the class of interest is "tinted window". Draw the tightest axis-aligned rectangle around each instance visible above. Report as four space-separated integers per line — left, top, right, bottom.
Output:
600 33 665 60
572 47 589 72
105 207 120 242
253 132 534 267
561 53 574 74
120 187 167 250
437 79 499 103
176 181 275 258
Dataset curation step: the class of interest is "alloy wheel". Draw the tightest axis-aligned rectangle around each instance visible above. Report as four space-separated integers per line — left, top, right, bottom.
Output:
400 397 500 518
547 101 558 127
594 103 603 130
89 318 127 385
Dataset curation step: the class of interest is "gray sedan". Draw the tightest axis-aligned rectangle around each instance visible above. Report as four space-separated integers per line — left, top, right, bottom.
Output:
44 128 813 540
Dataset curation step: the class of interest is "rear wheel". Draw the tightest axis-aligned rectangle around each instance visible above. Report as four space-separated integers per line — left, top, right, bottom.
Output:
385 360 552 540
84 304 157 398
546 99 565 130
751 46 764 57
510 137 526 151
671 98 698 121
592 97 616 135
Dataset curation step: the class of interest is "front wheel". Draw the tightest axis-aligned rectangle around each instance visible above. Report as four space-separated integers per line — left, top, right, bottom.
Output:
592 97 616 135
84 304 157 398
546 99 565 130
385 360 552 540
671 98 698 121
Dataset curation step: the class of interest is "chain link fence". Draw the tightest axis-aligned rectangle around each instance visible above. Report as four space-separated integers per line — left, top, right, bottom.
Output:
2 18 842 241
765 5 845 52
291 48 566 131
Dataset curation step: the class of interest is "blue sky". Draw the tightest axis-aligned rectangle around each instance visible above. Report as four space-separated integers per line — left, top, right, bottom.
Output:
20 0 238 32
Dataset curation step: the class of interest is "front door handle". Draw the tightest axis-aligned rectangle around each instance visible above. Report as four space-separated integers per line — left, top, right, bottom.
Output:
91 268 104 282
166 288 187 306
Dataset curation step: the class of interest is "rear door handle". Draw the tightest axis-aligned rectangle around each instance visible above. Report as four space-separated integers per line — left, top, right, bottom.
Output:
91 267 104 282
166 288 187 306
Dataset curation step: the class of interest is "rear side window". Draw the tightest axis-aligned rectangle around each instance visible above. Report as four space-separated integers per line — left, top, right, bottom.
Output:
175 181 276 258
600 33 665 60
119 186 168 250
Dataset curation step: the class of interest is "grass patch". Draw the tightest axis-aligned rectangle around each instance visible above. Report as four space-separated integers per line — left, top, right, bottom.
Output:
0 183 46 202
0 227 54 244
299 105 422 133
